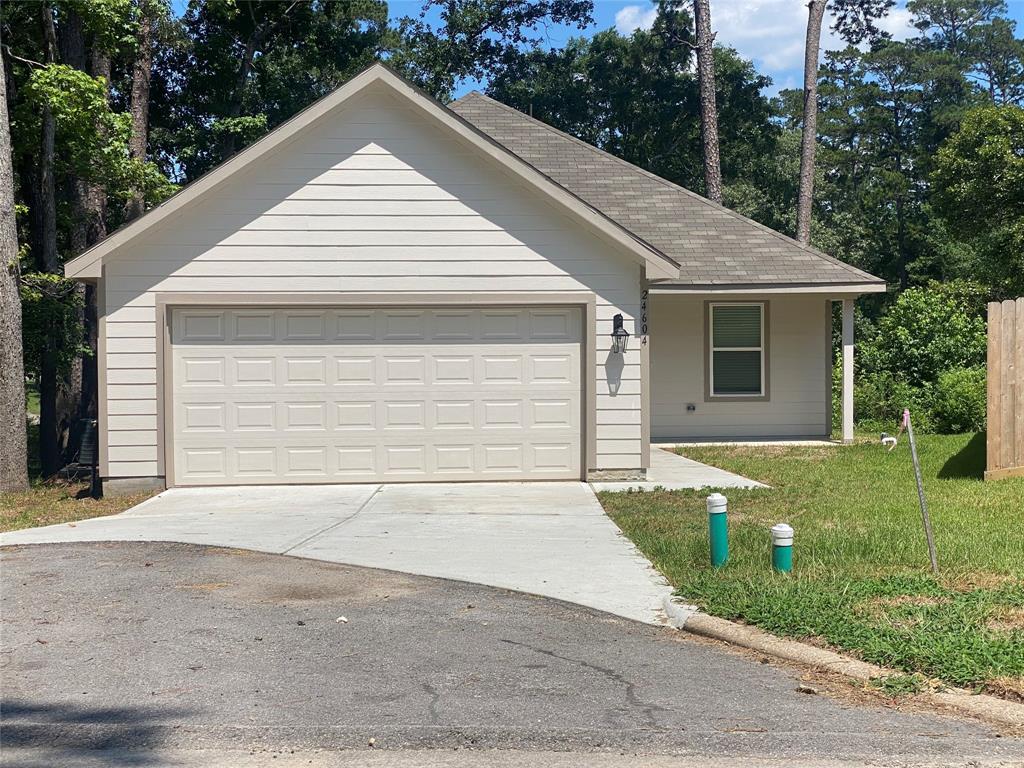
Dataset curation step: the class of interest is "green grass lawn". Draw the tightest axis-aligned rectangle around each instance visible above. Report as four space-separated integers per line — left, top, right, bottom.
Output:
1 480 155 533
599 433 1024 699
2 420 154 533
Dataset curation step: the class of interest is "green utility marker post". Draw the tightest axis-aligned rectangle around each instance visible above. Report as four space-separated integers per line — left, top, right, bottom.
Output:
707 493 728 568
771 523 794 573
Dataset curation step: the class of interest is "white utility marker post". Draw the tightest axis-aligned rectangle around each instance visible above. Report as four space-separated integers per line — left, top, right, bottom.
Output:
842 299 855 444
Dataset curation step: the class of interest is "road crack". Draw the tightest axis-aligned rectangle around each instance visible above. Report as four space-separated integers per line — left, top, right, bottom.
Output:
498 638 672 731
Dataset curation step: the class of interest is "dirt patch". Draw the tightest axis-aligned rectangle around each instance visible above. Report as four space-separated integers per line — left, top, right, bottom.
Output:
178 582 233 591
986 607 1024 634
947 572 1017 591
190 571 424 607
202 546 259 557
854 595 950 629
984 676 1024 704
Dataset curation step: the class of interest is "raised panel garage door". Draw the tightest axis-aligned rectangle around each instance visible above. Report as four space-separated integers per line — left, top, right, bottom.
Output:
169 306 583 485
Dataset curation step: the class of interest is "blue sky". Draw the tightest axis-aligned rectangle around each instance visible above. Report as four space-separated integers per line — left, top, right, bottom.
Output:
173 1 1024 96
388 0 1024 95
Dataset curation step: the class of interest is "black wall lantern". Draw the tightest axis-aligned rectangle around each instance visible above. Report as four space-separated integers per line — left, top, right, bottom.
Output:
611 313 630 354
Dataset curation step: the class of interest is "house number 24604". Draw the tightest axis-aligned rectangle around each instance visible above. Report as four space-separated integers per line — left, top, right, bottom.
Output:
640 289 649 344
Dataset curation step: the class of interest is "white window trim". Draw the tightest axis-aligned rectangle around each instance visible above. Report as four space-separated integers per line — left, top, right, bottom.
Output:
708 302 766 398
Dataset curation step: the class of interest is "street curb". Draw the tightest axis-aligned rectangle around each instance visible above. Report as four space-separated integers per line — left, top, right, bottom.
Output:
661 595 1024 730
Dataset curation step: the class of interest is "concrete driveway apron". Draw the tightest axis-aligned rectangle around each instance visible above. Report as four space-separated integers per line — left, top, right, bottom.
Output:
0 482 671 624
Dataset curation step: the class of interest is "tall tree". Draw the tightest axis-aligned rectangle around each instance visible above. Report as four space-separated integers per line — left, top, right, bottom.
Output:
487 25 776 197
797 0 896 244
908 0 1004 56
156 0 389 181
655 0 722 203
37 2 62 477
796 0 828 244
0 48 29 493
394 0 593 99
932 104 1024 296
970 17 1024 104
126 0 158 220
649 1 722 201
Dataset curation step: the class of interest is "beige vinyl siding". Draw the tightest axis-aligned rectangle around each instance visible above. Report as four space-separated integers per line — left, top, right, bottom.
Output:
102 87 644 478
650 294 830 439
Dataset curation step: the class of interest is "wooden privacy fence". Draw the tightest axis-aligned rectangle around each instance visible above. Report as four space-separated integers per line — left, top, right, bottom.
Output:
987 298 1024 480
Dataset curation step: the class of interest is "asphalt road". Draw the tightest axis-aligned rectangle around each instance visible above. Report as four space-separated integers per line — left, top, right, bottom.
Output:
2 542 1021 768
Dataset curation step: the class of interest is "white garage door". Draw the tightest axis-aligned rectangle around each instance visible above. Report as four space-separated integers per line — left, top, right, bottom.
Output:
170 306 583 485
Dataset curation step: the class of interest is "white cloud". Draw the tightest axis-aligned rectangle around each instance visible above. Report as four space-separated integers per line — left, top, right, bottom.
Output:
607 1 920 93
876 7 917 40
615 4 658 34
706 0 919 87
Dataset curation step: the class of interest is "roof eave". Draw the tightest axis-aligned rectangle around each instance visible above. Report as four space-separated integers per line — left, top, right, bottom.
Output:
648 281 888 296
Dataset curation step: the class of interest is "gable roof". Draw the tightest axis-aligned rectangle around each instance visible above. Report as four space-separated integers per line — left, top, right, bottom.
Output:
64 63 679 280
450 91 884 290
65 63 882 292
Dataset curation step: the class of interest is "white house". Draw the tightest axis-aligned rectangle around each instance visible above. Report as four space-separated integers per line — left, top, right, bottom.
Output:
63 64 885 494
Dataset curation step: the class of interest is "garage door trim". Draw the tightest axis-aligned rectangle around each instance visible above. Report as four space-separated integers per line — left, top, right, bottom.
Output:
154 292 597 487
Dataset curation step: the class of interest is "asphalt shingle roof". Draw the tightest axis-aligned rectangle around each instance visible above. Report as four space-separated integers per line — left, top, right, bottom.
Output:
449 91 883 287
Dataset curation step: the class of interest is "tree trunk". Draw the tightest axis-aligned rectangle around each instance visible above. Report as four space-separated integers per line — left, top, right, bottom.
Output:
58 8 87 70
38 3 63 477
797 0 828 245
217 34 261 161
693 0 722 204
126 0 154 221
0 50 30 493
67 50 111 459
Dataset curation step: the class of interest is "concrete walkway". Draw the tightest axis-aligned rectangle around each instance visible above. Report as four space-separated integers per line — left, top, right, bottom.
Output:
0 482 672 625
590 447 766 492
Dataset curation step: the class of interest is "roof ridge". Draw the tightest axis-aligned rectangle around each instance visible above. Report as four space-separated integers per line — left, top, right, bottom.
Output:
452 92 880 284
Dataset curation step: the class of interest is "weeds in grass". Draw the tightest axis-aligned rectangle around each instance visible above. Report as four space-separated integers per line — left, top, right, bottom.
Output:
600 433 1024 693
0 480 153 532
871 674 930 697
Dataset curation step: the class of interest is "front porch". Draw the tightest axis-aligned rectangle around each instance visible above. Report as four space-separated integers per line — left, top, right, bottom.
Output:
645 290 857 445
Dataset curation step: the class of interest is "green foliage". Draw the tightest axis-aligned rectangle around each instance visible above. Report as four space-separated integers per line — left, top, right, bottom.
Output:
851 283 988 433
62 0 139 52
852 371 935 432
932 104 1024 297
932 366 987 433
601 435 1024 690
154 0 391 181
860 282 987 388
19 273 89 377
19 64 174 205
486 22 778 199
394 0 594 98
870 674 929 697
210 114 268 144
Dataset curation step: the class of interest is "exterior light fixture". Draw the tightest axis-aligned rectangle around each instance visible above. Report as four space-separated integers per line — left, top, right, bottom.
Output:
611 313 630 354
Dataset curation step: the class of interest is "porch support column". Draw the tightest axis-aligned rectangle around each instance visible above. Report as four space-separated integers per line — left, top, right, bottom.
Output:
841 298 854 444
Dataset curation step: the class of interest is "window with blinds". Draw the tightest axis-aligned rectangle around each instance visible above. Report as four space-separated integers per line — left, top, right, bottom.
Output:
709 303 765 397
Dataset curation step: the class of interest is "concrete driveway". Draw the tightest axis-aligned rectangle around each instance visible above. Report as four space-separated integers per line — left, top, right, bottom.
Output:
0 482 672 624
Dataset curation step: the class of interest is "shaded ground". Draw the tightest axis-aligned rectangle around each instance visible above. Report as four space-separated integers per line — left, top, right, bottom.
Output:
601 433 1024 693
2 542 1022 767
0 480 154 533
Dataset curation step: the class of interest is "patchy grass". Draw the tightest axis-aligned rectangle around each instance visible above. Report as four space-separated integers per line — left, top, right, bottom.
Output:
0 480 154 533
599 433 1024 695
870 673 930 698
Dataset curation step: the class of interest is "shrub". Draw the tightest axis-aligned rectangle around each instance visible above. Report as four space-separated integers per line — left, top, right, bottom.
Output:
932 366 987 433
859 282 987 388
852 371 934 433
